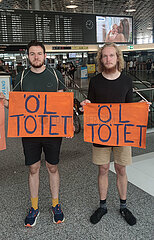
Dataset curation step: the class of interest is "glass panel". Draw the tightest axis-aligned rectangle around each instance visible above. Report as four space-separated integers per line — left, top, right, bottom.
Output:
133 88 154 128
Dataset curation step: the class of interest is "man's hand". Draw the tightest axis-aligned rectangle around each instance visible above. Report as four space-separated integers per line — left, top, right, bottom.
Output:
80 99 91 112
140 100 152 112
0 92 9 108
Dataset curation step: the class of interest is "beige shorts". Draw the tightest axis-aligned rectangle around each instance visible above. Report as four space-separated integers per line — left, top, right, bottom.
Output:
92 146 132 166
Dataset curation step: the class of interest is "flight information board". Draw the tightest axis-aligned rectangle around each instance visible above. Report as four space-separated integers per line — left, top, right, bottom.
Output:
0 9 133 45
0 9 96 44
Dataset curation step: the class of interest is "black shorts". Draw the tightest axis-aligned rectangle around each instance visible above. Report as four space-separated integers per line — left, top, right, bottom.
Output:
22 137 62 166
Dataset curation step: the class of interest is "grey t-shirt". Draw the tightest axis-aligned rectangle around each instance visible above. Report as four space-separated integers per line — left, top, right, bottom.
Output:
14 67 65 92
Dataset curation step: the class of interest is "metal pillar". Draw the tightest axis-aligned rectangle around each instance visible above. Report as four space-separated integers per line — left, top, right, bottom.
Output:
50 0 54 10
27 0 30 9
31 0 41 10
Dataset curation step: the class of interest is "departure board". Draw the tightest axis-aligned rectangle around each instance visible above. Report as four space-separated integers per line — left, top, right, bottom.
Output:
0 10 35 43
0 9 96 44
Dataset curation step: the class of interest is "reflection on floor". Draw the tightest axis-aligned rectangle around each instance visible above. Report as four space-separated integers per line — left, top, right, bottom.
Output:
110 152 154 196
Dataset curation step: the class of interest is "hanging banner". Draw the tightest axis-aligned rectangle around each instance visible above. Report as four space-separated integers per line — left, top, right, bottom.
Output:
84 102 149 148
8 92 74 138
0 99 6 150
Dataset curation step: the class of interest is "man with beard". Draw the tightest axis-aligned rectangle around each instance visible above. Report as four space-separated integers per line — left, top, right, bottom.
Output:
81 43 136 226
8 40 65 226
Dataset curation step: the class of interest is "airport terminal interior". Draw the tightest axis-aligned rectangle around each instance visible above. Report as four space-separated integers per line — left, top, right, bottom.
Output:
0 0 154 239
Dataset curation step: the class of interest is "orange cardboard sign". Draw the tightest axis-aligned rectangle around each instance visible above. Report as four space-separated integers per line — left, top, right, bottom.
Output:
8 92 74 138
84 102 149 148
0 99 6 150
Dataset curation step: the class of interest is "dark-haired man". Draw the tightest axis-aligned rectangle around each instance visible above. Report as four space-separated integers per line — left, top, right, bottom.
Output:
0 40 65 227
81 43 137 226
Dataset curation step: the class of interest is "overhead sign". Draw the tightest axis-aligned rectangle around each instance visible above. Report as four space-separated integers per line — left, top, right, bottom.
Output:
84 102 148 148
72 46 88 50
0 100 6 151
127 46 134 49
8 92 74 138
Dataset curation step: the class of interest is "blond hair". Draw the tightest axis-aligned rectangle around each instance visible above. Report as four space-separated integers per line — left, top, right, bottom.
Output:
96 43 124 72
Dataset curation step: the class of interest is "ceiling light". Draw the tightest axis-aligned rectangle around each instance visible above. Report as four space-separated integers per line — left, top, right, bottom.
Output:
66 5 78 9
125 9 136 12
147 27 153 30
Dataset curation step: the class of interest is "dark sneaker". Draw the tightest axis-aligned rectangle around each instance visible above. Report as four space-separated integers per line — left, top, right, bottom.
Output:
24 207 39 227
120 208 136 226
90 207 107 224
52 204 65 224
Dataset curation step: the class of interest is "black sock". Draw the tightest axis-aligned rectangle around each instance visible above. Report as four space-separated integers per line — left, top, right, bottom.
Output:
100 199 107 209
120 199 127 209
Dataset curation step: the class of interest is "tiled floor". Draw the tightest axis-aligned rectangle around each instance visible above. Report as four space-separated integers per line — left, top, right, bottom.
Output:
0 118 154 240
110 152 154 196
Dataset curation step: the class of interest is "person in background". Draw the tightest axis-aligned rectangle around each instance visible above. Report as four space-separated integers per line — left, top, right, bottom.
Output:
0 66 6 73
81 43 137 226
152 61 154 80
133 59 137 72
146 59 152 74
56 62 62 72
0 40 65 227
0 59 5 71
69 63 76 79
129 60 133 71
16 62 24 73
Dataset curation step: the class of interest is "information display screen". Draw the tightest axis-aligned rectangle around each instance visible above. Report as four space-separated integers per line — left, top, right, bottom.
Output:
0 9 132 45
0 10 85 44
0 10 35 43
96 16 133 44
69 53 76 58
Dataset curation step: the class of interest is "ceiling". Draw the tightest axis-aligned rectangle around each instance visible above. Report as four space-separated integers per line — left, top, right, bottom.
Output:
0 0 153 44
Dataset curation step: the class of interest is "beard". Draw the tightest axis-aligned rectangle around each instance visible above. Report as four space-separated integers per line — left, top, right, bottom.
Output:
103 64 117 74
29 59 45 69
